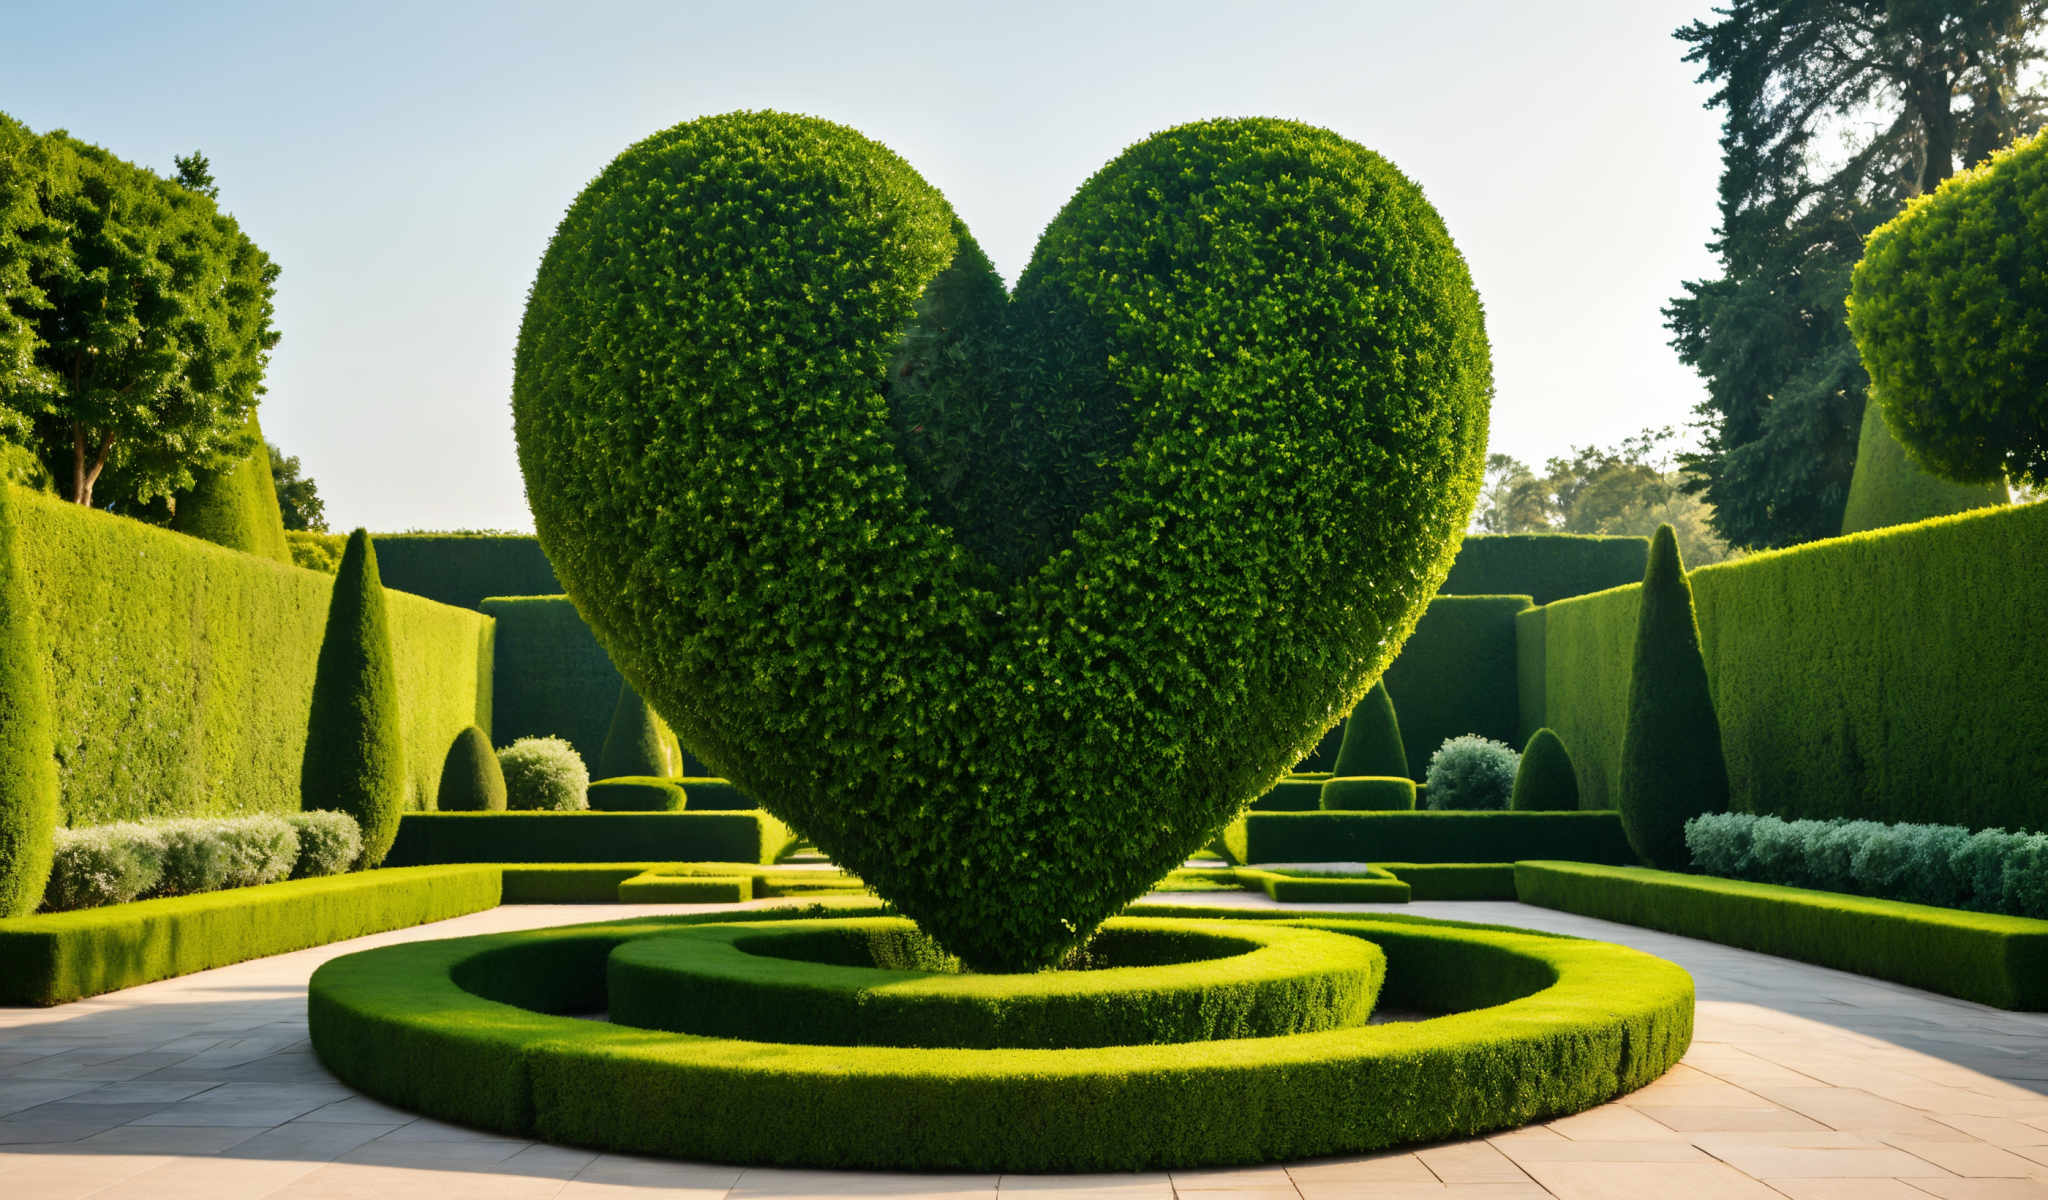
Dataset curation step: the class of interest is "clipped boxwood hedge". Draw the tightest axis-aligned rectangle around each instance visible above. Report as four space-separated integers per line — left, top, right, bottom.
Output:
373 534 561 612
1515 860 2048 1010
1221 811 1634 866
1379 863 1518 901
1320 776 1416 811
0 865 501 1005
497 862 864 904
1439 534 1648 605
511 112 1492 970
1248 777 1326 811
616 873 750 903
607 916 1384 1049
1379 595 1533 777
480 595 627 770
588 777 686 812
307 908 1692 1169
382 812 796 867
676 778 756 810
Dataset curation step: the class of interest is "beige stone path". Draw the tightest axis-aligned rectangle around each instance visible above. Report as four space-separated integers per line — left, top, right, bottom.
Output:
2 894 2046 1199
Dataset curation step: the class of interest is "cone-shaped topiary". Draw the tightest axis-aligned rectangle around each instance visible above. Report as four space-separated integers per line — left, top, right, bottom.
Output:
436 725 507 812
301 530 405 866
598 681 673 779
1332 680 1408 779
0 485 59 916
1511 727 1579 812
171 415 292 564
1618 525 1729 868
1840 400 2003 535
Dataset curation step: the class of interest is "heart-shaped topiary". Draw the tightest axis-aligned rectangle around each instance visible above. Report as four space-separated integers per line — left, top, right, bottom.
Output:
514 112 1491 970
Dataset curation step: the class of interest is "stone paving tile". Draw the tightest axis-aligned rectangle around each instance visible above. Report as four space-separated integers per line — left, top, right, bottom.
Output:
1520 1159 1789 1198
1903 1180 2048 1198
1761 1180 1936 1199
1883 1136 2048 1178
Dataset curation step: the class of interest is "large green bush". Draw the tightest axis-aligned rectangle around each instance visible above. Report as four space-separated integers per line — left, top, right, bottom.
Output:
0 483 56 916
436 725 507 812
1617 526 1729 868
1331 680 1406 778
1526 501 2048 829
498 736 588 812
1424 735 1519 810
1380 596 1531 776
512 113 1491 970
1838 400 2005 535
1510 728 1579 812
1848 128 2048 488
9 487 490 824
302 531 407 866
170 414 293 563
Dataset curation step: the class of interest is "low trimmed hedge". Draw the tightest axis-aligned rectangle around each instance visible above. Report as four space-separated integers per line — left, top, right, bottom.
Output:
1379 863 1518 901
617 874 751 903
498 863 864 903
1247 777 1324 811
0 865 501 1005
1515 860 2048 1010
588 777 687 813
1221 811 1634 865
308 908 1693 1169
676 778 757 810
383 812 797 866
1320 777 1415 811
1235 868 1411 903
1686 812 2048 916
608 917 1385 1049
42 813 362 912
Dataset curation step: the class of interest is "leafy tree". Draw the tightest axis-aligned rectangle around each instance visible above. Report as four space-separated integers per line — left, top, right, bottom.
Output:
268 441 327 531
1470 428 1736 566
1665 1 2047 550
172 150 217 200
0 120 279 507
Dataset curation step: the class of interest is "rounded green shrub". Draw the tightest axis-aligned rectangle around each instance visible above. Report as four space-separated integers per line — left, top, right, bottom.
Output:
1319 776 1416 811
511 112 1491 971
302 530 406 866
286 811 362 878
1510 728 1578 811
1424 735 1519 810
499 736 589 812
437 725 507 813
597 683 671 780
0 482 58 917
607 917 1384 1049
42 823 165 911
1848 128 2048 488
1332 680 1408 779
154 815 297 895
1617 525 1730 869
588 776 686 812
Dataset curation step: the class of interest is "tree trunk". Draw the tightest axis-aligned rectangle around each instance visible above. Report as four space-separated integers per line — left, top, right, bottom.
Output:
69 425 112 507
1912 66 1957 194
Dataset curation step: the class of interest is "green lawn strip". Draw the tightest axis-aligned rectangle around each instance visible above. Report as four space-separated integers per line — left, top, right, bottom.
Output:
307 908 1692 1170
0 865 502 1005
1515 861 2048 1010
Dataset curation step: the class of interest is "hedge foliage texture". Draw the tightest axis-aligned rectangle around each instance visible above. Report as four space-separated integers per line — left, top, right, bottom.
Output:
512 112 1491 970
1838 400 2005 535
1439 534 1647 604
0 483 56 916
169 414 292 563
1331 680 1406 778
1848 128 2048 488
8 487 491 825
301 531 406 866
1618 526 1728 869
480 595 627 768
374 534 561 611
1380 595 1531 776
436 725 506 812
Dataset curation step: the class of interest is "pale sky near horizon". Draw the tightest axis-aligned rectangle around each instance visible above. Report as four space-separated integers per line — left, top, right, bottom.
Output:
4 1 1729 533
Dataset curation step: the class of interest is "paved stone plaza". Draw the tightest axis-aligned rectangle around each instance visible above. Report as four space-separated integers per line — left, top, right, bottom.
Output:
2 895 2045 1199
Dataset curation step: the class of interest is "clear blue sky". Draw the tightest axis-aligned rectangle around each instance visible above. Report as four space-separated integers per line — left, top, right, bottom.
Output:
4 1 1727 532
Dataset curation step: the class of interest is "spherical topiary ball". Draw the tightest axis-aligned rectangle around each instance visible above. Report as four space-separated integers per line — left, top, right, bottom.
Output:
498 736 589 812
513 111 1491 970
1425 735 1520 811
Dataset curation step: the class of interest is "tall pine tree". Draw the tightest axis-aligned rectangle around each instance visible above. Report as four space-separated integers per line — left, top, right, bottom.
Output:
1666 1 2045 549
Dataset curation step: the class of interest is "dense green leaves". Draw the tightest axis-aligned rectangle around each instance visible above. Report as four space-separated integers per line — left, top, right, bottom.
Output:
1618 527 1731 868
436 726 506 813
597 682 672 780
1849 128 2048 488
1331 680 1406 778
1511 728 1579 812
513 113 1491 970
302 531 406 866
1838 399 2006 534
169 414 292 562
0 483 57 916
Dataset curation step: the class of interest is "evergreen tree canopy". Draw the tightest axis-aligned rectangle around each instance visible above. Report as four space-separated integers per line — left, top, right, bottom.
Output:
1665 0 2046 550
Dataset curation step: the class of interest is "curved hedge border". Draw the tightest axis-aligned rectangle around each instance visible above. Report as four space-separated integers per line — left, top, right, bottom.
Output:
308 908 1692 1170
607 916 1383 1049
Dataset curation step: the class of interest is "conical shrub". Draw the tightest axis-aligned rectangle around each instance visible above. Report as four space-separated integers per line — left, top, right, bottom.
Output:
171 415 292 563
436 725 506 812
597 681 672 779
1618 525 1730 868
1332 679 1408 779
1511 727 1579 811
0 485 58 916
301 530 405 866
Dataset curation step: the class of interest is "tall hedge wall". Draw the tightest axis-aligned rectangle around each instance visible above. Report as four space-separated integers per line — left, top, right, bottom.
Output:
376 535 560 611
480 595 621 767
11 488 493 823
1379 595 1532 779
1439 535 1647 605
1525 502 2048 830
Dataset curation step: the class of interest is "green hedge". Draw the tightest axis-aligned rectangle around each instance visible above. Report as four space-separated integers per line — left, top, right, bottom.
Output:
1839 401 2005 535
1526 502 2048 828
1248 777 1324 811
1379 863 1518 901
1320 777 1416 811
1440 535 1648 605
677 778 757 811
169 415 293 564
11 488 493 823
616 873 751 902
1516 861 2048 1010
1235 868 1411 903
1222 811 1634 866
0 865 500 1005
480 595 623 769
383 812 796 866
588 777 686 812
373 534 560 611
1380 595 1533 778
498 863 864 903
607 917 1384 1049
307 909 1692 1169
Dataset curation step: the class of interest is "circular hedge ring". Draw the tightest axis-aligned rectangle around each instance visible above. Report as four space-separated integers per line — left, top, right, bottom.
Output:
606 916 1386 1048
512 113 1494 971
307 908 1692 1171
